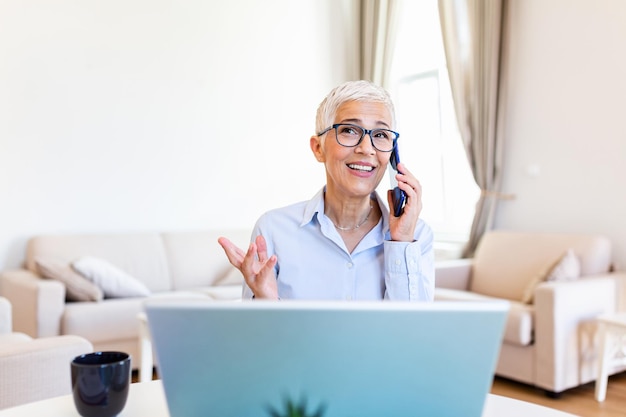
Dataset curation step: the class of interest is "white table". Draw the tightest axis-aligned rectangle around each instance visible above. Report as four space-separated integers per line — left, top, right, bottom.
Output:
595 312 626 401
0 380 581 417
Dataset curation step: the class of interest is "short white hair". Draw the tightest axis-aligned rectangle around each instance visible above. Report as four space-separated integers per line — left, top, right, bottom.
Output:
315 80 396 135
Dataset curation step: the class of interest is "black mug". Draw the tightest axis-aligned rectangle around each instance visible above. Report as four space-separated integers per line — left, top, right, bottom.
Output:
71 351 131 417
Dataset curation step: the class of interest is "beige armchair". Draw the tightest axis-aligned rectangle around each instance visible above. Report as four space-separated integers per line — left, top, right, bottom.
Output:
0 296 92 410
435 231 626 395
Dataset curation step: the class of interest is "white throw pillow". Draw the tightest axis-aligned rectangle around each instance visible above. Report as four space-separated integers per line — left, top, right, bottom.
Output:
72 256 151 298
521 249 581 304
546 248 580 282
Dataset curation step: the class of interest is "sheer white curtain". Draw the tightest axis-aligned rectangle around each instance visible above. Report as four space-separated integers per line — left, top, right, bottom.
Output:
438 0 509 257
357 0 399 87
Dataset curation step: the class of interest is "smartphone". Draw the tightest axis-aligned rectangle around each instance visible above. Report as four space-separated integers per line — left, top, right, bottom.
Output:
389 145 406 217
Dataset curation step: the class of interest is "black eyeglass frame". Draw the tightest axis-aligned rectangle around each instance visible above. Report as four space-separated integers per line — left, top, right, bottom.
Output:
317 123 400 152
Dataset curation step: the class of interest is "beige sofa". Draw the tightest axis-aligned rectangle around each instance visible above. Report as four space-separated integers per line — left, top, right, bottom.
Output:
435 230 626 395
0 296 92 409
0 229 250 369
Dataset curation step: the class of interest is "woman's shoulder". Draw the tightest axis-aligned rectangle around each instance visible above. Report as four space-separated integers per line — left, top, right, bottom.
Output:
257 188 323 226
255 199 310 229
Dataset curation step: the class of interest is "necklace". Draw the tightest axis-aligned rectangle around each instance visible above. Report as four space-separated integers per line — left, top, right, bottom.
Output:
332 203 373 231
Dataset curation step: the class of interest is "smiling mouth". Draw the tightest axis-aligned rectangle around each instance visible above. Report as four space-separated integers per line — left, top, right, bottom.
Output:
347 163 374 172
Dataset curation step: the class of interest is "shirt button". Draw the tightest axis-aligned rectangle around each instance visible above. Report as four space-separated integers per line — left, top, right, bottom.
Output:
395 259 402 266
346 295 352 300
347 262 353 268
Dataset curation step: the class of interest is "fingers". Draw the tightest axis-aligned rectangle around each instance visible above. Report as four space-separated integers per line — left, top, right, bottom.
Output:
395 163 422 205
260 254 278 276
219 235 278 299
389 163 423 242
217 237 245 268
395 163 418 191
241 239 273 276
239 241 279 299
241 242 258 276
255 235 268 263
255 254 279 299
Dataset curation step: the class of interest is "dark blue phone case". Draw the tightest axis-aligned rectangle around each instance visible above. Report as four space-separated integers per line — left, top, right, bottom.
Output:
390 146 406 217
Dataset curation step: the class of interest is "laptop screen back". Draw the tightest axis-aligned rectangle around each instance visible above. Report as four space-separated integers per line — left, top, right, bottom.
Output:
146 300 508 417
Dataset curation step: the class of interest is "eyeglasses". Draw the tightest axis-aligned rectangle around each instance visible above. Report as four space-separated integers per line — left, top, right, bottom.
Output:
317 123 399 152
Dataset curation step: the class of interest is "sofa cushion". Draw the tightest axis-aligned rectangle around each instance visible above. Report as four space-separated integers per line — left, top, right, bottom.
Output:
62 291 211 343
62 298 146 343
469 231 611 302
26 233 172 292
189 285 243 300
72 256 151 298
162 229 251 290
504 302 534 346
35 258 104 302
435 288 534 346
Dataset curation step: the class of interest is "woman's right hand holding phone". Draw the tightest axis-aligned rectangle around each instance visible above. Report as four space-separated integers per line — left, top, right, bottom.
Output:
387 162 423 243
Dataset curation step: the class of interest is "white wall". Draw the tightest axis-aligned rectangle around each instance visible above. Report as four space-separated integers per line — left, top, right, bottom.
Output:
0 0 354 270
496 0 626 269
3 0 626 272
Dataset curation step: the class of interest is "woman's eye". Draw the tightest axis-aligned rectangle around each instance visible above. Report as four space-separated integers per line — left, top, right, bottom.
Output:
340 126 360 136
373 130 390 140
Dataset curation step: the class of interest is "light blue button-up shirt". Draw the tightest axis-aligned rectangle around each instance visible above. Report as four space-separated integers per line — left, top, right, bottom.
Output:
243 188 435 301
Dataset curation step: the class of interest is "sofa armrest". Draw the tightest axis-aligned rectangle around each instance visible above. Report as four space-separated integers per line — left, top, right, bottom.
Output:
613 272 626 311
434 258 473 290
0 335 92 409
0 269 65 338
533 274 622 392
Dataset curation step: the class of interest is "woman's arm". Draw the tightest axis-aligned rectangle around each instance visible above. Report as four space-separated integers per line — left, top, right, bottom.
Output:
383 224 435 301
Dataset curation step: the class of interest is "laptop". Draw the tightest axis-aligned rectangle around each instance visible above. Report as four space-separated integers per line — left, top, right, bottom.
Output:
145 300 508 417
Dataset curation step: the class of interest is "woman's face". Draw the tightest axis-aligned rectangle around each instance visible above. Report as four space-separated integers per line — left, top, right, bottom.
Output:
311 100 394 200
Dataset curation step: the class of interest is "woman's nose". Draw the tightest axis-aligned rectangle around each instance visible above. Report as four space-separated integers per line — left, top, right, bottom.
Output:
355 133 376 154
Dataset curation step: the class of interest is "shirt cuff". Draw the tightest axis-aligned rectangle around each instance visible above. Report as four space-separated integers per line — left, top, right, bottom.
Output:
384 240 422 300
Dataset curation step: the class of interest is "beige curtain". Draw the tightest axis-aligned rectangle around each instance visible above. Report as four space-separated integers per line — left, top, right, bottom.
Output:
438 0 509 257
357 0 399 87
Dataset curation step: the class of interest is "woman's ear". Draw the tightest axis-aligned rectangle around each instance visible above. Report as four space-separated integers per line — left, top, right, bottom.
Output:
310 135 325 162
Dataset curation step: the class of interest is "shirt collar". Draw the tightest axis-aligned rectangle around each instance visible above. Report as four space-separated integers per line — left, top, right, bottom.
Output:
301 186 391 234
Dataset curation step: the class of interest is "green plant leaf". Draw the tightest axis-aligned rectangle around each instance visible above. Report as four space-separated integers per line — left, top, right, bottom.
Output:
266 395 326 417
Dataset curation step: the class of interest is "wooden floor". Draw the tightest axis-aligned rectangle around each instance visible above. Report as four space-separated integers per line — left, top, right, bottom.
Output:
490 373 626 417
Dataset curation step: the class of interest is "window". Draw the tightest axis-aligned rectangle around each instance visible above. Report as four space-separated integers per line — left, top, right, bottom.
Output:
387 0 479 254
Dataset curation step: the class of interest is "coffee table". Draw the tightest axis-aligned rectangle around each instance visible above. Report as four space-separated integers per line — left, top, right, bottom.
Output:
0 380 581 417
595 312 626 401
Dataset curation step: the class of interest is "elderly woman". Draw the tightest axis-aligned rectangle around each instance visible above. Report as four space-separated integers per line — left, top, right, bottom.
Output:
218 80 434 301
